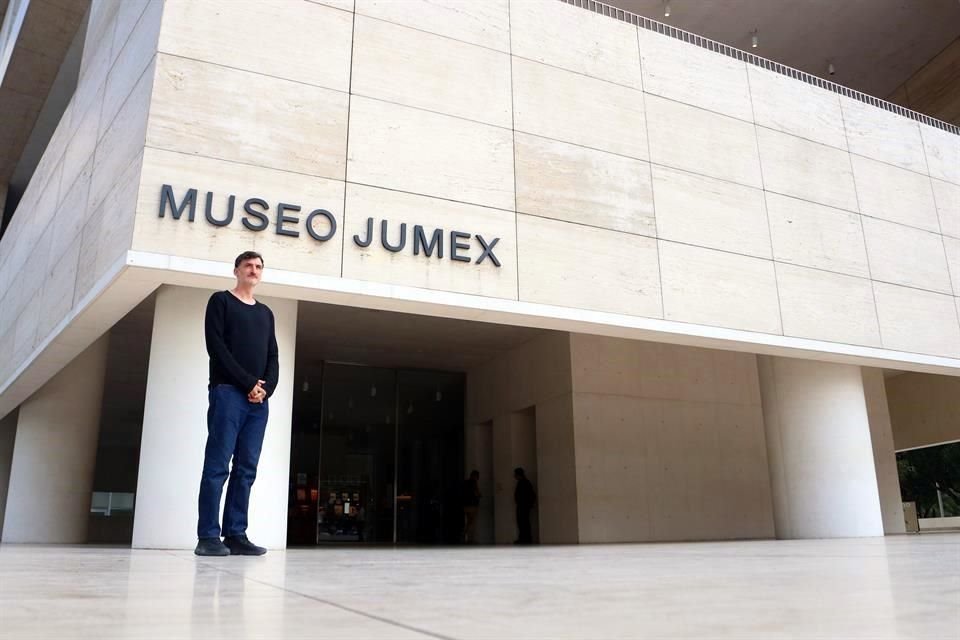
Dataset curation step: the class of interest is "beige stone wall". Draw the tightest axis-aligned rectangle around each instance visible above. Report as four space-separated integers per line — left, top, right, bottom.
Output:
467 331 578 544
0 0 160 395
4 0 960 416
886 373 960 450
862 368 907 534
570 335 775 542
132 0 960 366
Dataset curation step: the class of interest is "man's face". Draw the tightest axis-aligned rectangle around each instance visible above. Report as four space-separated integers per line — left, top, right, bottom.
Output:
234 258 263 287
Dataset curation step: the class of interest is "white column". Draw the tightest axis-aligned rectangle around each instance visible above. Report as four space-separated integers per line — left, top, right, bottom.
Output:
2 336 109 543
132 286 296 549
862 368 907 534
758 356 884 539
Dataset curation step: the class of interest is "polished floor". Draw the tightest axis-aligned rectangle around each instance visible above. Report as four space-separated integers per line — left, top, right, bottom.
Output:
1 535 958 639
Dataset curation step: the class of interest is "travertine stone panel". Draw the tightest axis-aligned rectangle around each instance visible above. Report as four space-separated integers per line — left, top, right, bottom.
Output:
73 34 112 128
60 93 102 206
510 0 642 89
135 148 345 276
746 66 847 150
638 28 752 122
49 158 93 268
77 153 144 305
651 165 770 259
776 263 881 347
757 126 859 212
112 0 151 56
148 55 349 181
100 0 161 136
873 282 960 357
160 0 352 92
351 16 511 128
851 155 939 232
80 0 120 78
342 184 517 299
347 96 514 210
517 215 662 318
766 193 869 278
943 236 960 296
355 0 510 52
659 241 781 334
646 94 762 188
12 290 42 368
919 124 960 185
840 97 927 174
862 217 952 295
91 58 153 209
37 238 81 345
933 179 960 239
570 335 762 406
514 134 655 236
511 58 648 159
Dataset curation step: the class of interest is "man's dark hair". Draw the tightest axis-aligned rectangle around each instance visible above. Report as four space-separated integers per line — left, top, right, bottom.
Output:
514 467 525 477
470 470 480 480
234 251 264 269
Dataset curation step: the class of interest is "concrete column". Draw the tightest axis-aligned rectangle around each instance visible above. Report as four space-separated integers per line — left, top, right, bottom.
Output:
2 336 109 543
132 286 297 549
862 368 907 534
758 356 883 539
0 409 19 538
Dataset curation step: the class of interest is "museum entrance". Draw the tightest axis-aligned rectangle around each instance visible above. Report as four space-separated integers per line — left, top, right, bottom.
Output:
288 362 464 545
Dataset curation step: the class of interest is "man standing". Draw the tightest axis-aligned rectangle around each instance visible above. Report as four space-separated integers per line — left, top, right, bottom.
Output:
195 251 279 557
461 470 481 543
514 467 536 545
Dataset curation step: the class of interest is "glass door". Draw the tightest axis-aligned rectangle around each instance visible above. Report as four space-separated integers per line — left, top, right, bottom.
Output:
315 364 396 544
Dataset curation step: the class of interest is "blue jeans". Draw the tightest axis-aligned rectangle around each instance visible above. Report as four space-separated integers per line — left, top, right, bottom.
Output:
197 384 269 539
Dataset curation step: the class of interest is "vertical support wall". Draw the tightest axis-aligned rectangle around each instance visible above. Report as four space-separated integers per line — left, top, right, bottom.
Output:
758 356 884 539
132 286 297 549
2 336 109 543
0 409 18 538
862 368 907 534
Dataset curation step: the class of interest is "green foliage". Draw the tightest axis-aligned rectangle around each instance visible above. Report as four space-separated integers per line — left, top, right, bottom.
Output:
897 442 960 518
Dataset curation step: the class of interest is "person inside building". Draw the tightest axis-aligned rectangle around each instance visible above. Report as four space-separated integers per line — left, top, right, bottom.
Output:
514 467 536 545
195 251 279 557
461 470 481 543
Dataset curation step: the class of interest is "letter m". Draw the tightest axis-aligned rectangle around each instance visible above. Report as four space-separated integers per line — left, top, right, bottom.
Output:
413 225 443 259
159 185 197 221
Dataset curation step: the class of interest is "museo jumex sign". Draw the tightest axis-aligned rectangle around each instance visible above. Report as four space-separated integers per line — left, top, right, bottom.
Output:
158 185 502 267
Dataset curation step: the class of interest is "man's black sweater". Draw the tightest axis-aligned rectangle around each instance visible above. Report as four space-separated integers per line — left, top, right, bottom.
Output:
205 291 279 397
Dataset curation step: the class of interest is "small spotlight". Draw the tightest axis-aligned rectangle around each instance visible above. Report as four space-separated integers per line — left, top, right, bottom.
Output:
664 1 671 17
828 62 836 75
751 29 759 48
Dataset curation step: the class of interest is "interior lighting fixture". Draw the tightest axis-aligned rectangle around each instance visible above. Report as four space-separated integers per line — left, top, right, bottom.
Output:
435 390 442 402
750 29 758 48
827 61 836 76
370 384 377 398
302 378 310 393
663 1 671 17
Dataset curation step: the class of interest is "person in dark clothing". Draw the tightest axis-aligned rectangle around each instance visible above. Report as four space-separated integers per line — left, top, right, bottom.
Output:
461 470 481 543
195 251 279 557
513 467 536 544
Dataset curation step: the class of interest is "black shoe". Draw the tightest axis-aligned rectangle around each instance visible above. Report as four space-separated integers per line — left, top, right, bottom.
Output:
223 534 267 556
194 538 230 556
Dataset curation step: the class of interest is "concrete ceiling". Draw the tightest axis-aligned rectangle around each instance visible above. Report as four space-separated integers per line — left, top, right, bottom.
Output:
607 0 960 99
297 302 549 372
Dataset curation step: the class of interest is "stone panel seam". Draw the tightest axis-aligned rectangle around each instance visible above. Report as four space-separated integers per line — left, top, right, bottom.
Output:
352 4 510 55
745 59 785 339
917 119 960 326
340 2 357 278
841 92 891 349
636 25 665 320
508 0 521 302
572 390 759 409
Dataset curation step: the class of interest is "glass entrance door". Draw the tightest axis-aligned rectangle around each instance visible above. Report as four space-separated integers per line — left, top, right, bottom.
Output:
288 363 463 545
